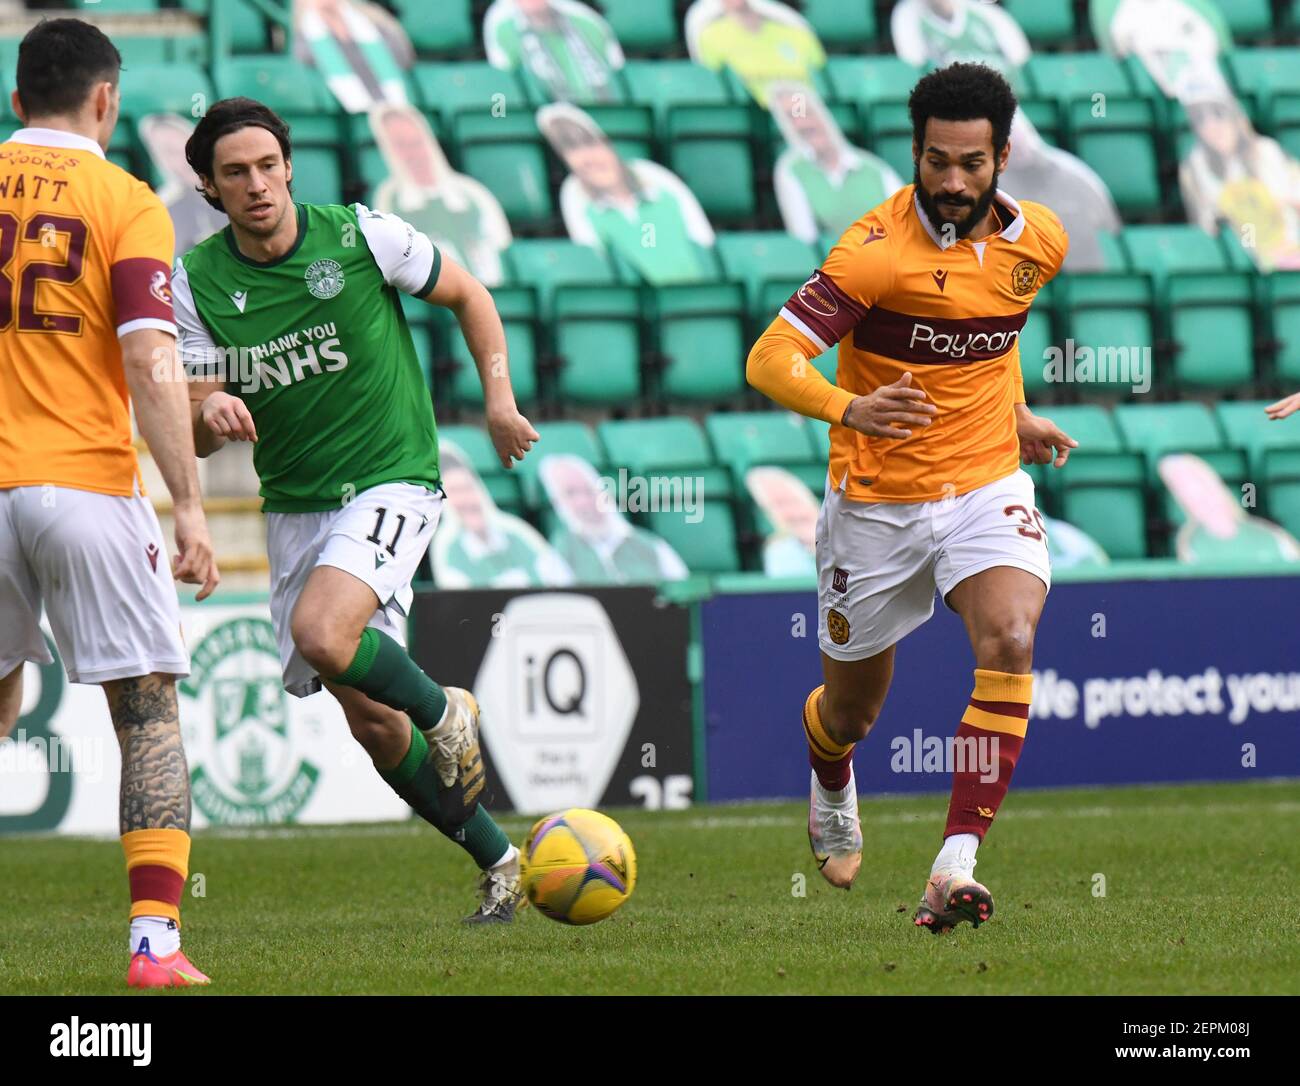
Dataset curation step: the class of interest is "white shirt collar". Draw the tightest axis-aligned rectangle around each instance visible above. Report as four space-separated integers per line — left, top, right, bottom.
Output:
913 186 1025 250
7 126 106 159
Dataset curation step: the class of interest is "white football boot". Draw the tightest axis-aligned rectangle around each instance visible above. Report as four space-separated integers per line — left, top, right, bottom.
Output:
807 765 863 889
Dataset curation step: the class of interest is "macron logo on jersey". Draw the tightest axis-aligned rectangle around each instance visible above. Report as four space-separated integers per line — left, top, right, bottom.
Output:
230 291 248 314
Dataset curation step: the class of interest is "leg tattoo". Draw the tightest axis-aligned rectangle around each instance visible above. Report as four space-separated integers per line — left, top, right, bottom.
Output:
105 674 191 833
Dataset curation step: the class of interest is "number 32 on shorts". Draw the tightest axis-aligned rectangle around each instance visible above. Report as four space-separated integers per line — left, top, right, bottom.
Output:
1004 503 1048 544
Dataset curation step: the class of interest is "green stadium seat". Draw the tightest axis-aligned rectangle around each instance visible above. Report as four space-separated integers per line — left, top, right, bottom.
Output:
1025 52 1133 109
454 113 553 230
999 0 1075 46
504 239 616 314
597 417 733 500
413 63 528 126
553 284 643 405
1166 273 1255 390
512 420 606 508
824 56 919 109
393 0 474 55
1273 94 1300 160
863 100 918 180
801 0 877 50
666 105 755 224
1038 404 1123 452
118 63 214 118
706 411 817 484
287 147 343 205
115 38 171 66
1121 225 1228 296
214 56 341 144
179 0 268 54
715 232 819 321
1058 273 1156 396
1220 0 1275 40
806 416 831 462
1216 401 1300 478
1066 99 1161 218
599 0 679 54
1266 271 1300 385
1113 402 1226 479
582 104 655 161
1096 232 1129 272
654 283 747 402
642 501 741 573
1060 483 1147 559
1262 448 1300 538
1227 48 1300 100
622 61 730 132
445 287 539 408
1019 98 1064 146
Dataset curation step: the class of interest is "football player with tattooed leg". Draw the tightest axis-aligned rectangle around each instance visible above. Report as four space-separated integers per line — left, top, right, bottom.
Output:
0 20 219 986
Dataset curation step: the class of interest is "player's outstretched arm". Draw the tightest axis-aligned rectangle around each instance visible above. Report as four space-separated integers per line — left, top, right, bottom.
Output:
423 254 538 469
124 329 220 600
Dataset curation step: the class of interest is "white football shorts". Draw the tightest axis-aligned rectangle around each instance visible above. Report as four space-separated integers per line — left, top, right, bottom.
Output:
266 481 442 698
0 485 189 684
816 468 1052 661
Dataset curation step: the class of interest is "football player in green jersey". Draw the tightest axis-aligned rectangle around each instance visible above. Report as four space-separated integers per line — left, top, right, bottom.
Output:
174 98 538 923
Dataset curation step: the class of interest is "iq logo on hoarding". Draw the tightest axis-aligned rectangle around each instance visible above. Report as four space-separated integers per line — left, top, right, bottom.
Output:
179 617 318 825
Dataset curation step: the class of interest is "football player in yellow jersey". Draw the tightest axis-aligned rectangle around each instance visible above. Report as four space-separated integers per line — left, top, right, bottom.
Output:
0 19 218 984
748 63 1077 932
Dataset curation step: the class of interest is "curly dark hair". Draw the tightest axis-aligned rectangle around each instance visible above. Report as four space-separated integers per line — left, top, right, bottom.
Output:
185 97 293 211
908 62 1018 157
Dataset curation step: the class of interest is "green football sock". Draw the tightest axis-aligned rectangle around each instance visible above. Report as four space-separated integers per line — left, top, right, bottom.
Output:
333 628 448 733
379 723 511 868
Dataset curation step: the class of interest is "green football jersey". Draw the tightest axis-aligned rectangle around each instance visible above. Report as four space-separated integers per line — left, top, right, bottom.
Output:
175 202 442 512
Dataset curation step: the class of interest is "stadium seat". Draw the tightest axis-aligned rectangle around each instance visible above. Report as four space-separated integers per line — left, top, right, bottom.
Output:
598 0 679 55
1265 271 1300 385
715 232 819 322
510 420 606 508
622 61 730 133
824 56 919 110
1096 232 1129 272
1166 273 1256 390
214 56 341 144
641 501 741 573
999 0 1075 46
413 62 529 127
1226 48 1300 101
1113 402 1227 481
863 100 918 181
118 63 214 118
453 113 553 230
706 411 818 486
666 105 756 224
1221 0 1275 40
392 0 474 55
1216 401 1300 479
653 283 748 403
1059 482 1148 559
1065 99 1161 218
1121 226 1229 296
1024 52 1133 109
597 416 733 500
504 239 616 314
1057 273 1156 397
1018 306 1056 399
805 416 831 461
1261 448 1300 539
801 0 877 50
286 147 343 205
582 104 655 161
178 0 268 54
552 285 644 405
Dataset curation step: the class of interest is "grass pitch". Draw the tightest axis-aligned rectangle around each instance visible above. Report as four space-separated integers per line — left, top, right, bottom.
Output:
2 779 1297 995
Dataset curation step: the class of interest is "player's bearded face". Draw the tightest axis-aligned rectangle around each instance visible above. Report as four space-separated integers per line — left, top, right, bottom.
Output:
913 119 1002 240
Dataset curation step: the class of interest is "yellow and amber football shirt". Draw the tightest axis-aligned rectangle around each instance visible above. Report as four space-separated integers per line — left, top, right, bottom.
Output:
749 183 1068 503
0 127 177 496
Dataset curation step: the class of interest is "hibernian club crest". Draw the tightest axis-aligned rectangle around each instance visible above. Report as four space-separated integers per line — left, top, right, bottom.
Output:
305 258 346 300
180 617 318 825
